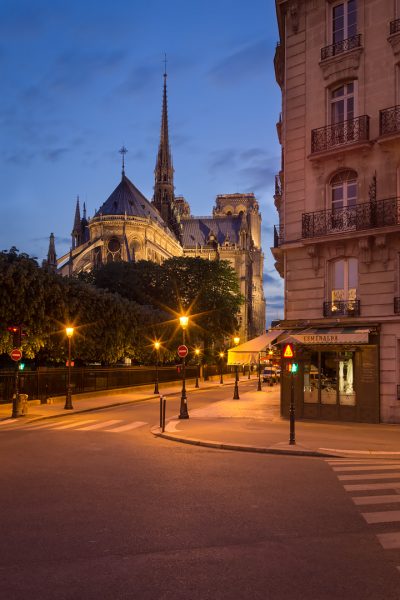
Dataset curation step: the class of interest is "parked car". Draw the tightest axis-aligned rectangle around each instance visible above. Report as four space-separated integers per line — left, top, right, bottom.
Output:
262 366 279 385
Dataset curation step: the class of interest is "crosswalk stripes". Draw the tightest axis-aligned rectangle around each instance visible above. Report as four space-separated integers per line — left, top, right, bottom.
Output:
0 418 148 434
325 458 400 570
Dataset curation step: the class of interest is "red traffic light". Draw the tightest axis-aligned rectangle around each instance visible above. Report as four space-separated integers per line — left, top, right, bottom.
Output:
283 343 294 359
7 326 19 333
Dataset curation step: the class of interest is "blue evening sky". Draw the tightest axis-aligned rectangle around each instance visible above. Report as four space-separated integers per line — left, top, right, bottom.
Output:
0 0 283 322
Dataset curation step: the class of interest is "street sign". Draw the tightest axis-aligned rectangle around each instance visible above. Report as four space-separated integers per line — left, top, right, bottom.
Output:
177 345 188 358
10 348 22 361
283 343 294 359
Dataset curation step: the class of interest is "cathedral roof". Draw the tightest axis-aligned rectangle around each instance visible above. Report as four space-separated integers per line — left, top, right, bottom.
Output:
95 173 166 227
181 216 242 247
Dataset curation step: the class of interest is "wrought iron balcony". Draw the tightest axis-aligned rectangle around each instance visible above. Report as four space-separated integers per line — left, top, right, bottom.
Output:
394 297 400 314
302 196 399 239
380 105 400 136
311 115 369 154
390 18 400 35
323 300 360 318
273 224 284 248
321 34 362 61
274 175 282 197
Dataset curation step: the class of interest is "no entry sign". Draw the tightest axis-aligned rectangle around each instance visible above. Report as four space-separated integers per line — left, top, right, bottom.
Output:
10 348 22 361
177 345 188 358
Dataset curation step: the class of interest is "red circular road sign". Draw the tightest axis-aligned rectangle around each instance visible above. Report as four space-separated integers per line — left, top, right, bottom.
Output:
10 348 22 361
177 345 188 358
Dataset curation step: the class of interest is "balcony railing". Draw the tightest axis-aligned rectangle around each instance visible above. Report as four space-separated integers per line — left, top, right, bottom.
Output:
323 300 360 318
274 175 282 197
302 196 399 239
380 105 400 136
311 115 369 154
321 34 362 61
390 18 400 35
394 297 400 314
274 224 284 248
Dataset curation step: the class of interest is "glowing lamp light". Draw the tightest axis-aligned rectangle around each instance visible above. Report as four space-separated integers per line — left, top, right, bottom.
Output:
154 341 161 350
179 315 189 330
194 348 200 356
66 327 74 338
233 336 240 346
219 352 225 358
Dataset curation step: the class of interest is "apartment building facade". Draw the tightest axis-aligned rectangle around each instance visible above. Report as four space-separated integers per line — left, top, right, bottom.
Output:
273 0 400 423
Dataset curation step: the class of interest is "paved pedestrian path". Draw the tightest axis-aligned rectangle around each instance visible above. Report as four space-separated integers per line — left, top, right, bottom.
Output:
1 376 400 458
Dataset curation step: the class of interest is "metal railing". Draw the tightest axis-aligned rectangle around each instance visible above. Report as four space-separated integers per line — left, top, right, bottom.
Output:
0 365 202 404
380 105 400 136
390 18 400 35
274 224 284 248
311 115 369 154
321 34 362 61
323 300 361 318
302 196 399 239
275 174 282 197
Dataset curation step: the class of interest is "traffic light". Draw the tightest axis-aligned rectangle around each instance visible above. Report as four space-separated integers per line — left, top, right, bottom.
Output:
7 325 21 347
290 363 299 374
18 362 25 371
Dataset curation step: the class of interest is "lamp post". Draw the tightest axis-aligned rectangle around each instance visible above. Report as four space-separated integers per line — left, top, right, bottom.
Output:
194 348 200 388
179 315 189 419
154 341 160 394
248 363 251 379
219 351 224 384
257 352 262 391
64 327 74 410
233 336 240 400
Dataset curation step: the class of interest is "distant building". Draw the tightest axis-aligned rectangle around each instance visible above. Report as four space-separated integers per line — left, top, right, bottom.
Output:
273 0 400 423
53 73 266 341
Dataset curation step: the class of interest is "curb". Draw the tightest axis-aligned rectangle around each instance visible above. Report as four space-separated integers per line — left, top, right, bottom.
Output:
151 428 336 458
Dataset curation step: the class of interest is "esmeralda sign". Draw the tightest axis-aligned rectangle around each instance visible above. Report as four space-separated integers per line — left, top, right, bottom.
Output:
290 331 369 345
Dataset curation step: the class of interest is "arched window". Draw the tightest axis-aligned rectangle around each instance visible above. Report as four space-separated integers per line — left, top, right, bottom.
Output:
106 237 121 263
330 169 357 211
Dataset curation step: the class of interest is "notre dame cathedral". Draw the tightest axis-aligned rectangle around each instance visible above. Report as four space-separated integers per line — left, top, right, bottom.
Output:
44 73 266 341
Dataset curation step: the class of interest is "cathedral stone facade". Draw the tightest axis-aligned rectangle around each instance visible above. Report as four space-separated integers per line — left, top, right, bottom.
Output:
54 73 266 341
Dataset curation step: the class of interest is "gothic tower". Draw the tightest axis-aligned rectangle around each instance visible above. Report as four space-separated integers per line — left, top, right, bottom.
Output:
152 70 182 241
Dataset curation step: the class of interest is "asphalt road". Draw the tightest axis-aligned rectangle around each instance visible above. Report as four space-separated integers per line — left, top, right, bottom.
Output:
1 385 400 600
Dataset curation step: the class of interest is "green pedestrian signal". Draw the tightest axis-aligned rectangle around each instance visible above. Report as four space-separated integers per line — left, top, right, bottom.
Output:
18 362 25 371
290 363 299 373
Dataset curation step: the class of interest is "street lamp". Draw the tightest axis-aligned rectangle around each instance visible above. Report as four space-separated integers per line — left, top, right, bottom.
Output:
179 315 189 419
64 326 74 410
257 352 262 391
153 341 161 394
194 348 200 388
219 351 224 384
233 336 240 400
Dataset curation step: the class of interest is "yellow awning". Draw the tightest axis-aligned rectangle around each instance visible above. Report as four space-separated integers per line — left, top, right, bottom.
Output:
227 331 283 365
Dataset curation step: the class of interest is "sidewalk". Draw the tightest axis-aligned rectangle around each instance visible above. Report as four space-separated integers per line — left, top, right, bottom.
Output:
1 378 400 458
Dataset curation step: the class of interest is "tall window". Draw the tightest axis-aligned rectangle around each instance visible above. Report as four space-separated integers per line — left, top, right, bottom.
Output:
330 170 357 211
331 83 355 125
330 258 358 303
332 0 357 44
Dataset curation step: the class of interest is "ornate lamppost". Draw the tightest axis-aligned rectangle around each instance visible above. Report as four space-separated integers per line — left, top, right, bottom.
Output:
153 341 161 394
219 351 224 384
64 326 74 410
233 336 240 400
179 315 189 419
194 348 200 388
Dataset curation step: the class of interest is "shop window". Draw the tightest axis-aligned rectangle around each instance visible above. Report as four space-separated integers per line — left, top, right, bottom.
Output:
331 0 357 44
303 350 356 406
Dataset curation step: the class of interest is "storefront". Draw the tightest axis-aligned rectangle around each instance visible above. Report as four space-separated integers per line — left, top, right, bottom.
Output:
279 327 380 423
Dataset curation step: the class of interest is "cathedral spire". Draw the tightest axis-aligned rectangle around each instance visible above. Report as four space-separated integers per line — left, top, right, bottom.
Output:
42 232 57 272
152 63 182 241
72 196 81 249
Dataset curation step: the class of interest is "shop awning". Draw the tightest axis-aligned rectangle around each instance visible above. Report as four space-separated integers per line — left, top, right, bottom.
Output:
283 327 370 345
227 331 282 365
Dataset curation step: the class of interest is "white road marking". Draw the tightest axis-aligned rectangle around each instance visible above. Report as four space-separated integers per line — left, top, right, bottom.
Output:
352 495 400 506
21 419 76 429
320 448 400 455
326 460 400 465
377 532 400 550
333 465 400 472
0 419 19 426
164 420 179 432
76 420 122 431
344 483 400 492
362 510 400 524
52 420 97 430
106 421 147 432
338 473 400 481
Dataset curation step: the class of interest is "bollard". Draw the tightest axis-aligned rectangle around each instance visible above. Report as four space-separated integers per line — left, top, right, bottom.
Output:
159 394 163 428
162 397 166 432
